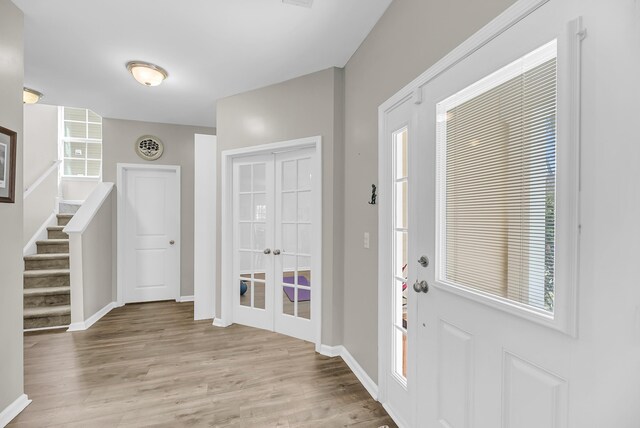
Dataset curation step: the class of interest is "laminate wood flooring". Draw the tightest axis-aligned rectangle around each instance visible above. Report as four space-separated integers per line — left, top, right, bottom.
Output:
11 301 395 428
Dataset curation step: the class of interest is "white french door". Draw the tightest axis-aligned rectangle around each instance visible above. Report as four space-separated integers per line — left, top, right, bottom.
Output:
232 148 317 342
381 3 585 427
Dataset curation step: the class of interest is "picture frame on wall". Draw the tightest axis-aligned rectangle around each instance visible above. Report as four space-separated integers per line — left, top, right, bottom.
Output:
0 125 17 203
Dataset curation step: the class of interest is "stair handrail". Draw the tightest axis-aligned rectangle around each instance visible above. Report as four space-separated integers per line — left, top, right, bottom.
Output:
63 182 114 235
23 160 61 199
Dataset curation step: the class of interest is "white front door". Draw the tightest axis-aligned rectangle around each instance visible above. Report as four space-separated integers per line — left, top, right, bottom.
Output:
121 166 180 303
381 3 585 426
232 148 317 342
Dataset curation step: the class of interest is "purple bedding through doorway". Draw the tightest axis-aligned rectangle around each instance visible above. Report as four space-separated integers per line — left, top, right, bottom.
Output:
283 276 310 302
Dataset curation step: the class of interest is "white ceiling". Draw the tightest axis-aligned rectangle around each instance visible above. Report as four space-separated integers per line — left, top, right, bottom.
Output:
13 0 392 127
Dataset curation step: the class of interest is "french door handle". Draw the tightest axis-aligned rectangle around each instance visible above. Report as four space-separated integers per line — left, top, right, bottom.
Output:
264 248 271 255
273 249 281 255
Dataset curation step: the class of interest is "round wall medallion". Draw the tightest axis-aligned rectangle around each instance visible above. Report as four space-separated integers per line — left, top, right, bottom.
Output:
135 135 164 161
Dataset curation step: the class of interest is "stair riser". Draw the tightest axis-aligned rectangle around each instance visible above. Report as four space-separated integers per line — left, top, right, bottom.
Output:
25 258 69 271
48 230 68 239
57 217 72 226
37 242 69 254
24 275 70 288
24 314 70 330
24 293 70 308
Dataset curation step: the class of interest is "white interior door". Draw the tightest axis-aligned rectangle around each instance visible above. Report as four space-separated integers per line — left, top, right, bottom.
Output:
414 6 579 428
122 166 180 303
232 148 317 343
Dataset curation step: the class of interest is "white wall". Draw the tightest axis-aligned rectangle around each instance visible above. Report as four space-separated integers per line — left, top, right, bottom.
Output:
0 0 25 415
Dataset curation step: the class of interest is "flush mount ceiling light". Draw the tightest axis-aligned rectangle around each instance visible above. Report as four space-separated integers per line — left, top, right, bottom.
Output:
126 61 168 87
282 0 314 8
23 87 44 104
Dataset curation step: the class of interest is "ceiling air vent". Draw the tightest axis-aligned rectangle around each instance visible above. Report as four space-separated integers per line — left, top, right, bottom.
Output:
282 0 314 8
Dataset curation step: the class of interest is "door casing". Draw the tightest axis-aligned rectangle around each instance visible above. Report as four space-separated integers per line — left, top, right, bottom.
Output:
220 136 323 351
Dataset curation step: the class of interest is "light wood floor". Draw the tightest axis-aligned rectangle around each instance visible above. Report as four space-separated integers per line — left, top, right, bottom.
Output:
11 301 395 428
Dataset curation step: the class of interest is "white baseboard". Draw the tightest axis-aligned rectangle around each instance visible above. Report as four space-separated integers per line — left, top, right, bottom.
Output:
0 394 31 427
67 302 116 332
316 344 378 400
339 347 379 400
212 317 229 327
23 325 68 333
318 344 343 358
23 211 57 256
177 295 194 303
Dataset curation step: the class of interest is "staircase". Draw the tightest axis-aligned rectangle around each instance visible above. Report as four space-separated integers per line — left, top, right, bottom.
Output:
23 213 73 330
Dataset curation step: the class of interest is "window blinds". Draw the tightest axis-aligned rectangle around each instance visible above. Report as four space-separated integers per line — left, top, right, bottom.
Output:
439 41 557 313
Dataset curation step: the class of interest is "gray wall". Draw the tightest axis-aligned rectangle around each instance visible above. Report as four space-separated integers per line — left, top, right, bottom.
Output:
342 0 516 381
102 118 215 297
81 191 114 318
216 67 345 345
0 0 24 412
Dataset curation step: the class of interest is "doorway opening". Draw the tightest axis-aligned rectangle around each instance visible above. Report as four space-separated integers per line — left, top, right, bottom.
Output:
220 137 322 347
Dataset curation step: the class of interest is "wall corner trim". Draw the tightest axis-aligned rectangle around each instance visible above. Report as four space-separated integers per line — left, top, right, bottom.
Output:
212 318 228 328
67 302 117 332
317 345 378 401
0 394 31 427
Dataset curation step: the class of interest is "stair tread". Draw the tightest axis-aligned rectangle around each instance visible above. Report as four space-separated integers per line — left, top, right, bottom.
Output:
24 305 71 318
24 268 70 277
24 286 70 296
47 226 65 231
36 239 69 244
56 214 73 218
24 253 70 261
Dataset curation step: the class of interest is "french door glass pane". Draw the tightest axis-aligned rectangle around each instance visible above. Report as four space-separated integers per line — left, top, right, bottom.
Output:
282 192 296 221
253 223 266 250
239 165 252 192
297 158 311 189
282 160 296 191
238 195 251 221
297 191 311 222
254 282 266 309
253 163 266 191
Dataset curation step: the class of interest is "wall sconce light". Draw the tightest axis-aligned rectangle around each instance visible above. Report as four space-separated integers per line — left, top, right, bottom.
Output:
23 87 44 104
126 61 168 87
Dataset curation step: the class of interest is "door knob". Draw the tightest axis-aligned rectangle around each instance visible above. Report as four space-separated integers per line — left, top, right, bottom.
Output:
273 249 281 255
264 248 271 254
413 279 429 293
169 240 175 245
